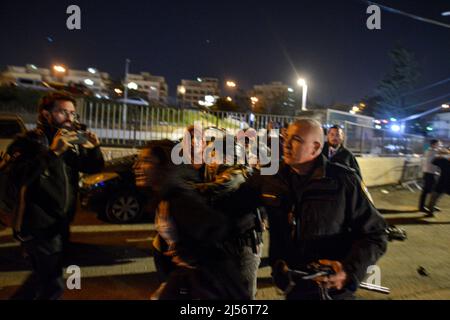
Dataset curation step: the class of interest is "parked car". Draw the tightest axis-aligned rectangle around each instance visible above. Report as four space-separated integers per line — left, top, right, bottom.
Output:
12 78 55 91
79 154 157 223
0 113 27 154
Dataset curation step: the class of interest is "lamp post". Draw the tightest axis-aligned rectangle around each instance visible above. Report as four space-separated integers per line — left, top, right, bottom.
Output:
123 59 130 123
297 78 308 111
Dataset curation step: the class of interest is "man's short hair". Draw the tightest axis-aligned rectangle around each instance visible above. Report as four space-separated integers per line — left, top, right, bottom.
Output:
430 139 439 146
38 91 77 114
291 118 324 147
327 125 343 134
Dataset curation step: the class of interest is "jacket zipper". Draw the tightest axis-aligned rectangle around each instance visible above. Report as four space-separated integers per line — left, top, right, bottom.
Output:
62 161 70 214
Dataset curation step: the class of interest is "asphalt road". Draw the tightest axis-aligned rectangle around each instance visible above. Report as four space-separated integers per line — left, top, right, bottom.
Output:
1 186 449 300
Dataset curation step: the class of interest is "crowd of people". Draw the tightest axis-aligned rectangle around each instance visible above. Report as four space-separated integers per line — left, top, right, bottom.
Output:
6 91 449 300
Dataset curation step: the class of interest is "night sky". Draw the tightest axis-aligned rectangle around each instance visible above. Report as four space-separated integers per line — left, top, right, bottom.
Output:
1 0 449 109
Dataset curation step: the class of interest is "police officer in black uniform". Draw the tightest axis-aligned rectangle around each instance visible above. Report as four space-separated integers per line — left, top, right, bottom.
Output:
235 119 387 300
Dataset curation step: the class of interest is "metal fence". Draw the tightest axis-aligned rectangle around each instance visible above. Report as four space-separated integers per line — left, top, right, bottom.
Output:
76 102 294 146
1 101 426 155
343 121 425 156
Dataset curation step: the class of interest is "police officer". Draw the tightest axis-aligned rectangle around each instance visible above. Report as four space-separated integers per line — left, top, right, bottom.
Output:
7 92 104 299
196 138 263 299
235 119 387 300
322 125 362 178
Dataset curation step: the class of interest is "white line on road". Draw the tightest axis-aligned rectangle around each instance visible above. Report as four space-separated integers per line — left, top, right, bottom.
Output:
0 224 155 237
126 237 154 243
0 257 155 287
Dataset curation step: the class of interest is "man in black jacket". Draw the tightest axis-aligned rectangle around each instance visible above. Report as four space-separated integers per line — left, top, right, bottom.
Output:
235 119 387 300
7 92 104 299
322 125 362 178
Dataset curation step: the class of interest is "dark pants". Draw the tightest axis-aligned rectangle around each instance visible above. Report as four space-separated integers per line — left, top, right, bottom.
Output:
235 245 262 300
419 173 437 210
10 236 65 300
428 192 444 214
153 249 176 283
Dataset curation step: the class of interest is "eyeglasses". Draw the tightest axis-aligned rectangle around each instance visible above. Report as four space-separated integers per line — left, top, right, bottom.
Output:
53 109 79 120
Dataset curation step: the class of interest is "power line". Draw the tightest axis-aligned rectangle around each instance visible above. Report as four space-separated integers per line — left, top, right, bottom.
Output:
402 92 450 111
360 0 450 29
401 76 450 98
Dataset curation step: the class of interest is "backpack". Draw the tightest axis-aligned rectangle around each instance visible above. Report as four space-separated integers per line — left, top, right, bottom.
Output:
0 151 27 231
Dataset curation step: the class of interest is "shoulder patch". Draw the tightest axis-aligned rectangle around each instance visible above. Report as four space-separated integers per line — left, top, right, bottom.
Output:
360 180 375 206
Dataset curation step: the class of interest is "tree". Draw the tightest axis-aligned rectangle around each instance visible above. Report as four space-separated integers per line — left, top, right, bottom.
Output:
374 46 421 119
211 98 242 112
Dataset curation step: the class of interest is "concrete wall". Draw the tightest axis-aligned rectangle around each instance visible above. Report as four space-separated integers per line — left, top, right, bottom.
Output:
101 147 138 161
357 156 423 187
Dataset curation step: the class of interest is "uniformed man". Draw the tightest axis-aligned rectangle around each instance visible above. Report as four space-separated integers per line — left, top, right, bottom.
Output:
235 119 387 300
322 125 362 178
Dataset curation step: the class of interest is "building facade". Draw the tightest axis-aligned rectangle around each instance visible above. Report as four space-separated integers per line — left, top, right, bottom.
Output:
126 72 168 104
177 77 220 107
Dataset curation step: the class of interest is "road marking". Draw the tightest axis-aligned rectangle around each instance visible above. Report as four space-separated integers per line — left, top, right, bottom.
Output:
0 224 155 237
126 237 154 243
0 242 20 248
0 257 155 287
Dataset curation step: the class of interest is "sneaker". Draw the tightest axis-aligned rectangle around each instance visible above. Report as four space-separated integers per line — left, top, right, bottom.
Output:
419 207 431 213
433 206 441 212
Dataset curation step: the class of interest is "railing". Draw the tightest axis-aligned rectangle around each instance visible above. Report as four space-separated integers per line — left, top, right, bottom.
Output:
76 102 293 146
1 101 426 155
343 121 425 156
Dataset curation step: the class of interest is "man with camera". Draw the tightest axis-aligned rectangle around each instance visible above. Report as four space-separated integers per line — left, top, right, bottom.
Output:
7 92 104 299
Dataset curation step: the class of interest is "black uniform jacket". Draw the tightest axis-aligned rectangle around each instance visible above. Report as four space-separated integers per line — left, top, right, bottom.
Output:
322 142 362 179
235 155 387 289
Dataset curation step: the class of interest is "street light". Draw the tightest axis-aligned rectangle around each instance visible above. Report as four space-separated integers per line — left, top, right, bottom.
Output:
352 106 360 112
442 103 449 109
127 82 138 90
226 81 237 88
226 96 233 102
53 65 66 73
297 78 308 111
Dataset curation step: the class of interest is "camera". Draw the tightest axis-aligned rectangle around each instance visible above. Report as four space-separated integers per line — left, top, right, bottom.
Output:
66 122 89 145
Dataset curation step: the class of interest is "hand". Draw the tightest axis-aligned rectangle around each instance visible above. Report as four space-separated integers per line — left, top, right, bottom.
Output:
81 131 100 149
314 260 348 290
50 129 77 156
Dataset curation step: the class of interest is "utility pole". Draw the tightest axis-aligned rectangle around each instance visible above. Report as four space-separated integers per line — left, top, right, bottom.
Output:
123 58 130 123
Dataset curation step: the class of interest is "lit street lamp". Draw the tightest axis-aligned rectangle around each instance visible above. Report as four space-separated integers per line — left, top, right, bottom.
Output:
297 78 308 111
226 80 237 88
53 65 66 73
